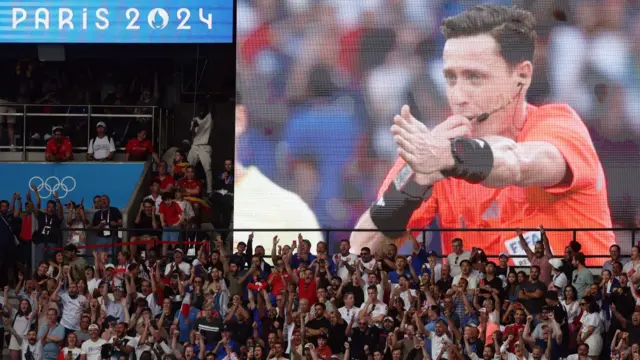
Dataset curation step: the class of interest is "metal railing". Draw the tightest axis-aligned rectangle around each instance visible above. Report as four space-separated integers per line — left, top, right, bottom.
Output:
0 103 169 159
27 226 639 267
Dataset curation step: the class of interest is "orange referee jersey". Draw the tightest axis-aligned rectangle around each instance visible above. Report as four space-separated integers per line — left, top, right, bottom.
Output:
377 103 614 264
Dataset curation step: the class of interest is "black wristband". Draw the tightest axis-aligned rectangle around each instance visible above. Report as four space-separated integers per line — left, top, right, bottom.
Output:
440 137 494 184
370 164 432 239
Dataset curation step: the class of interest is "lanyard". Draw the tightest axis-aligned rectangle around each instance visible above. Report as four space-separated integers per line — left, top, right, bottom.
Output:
44 214 52 226
101 210 110 223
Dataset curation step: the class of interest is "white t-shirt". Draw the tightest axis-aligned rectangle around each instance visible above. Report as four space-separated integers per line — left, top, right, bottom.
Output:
191 114 212 146
333 253 358 282
80 338 106 360
60 293 87 330
362 283 384 304
88 136 115 160
359 301 388 320
359 259 377 282
61 347 82 360
338 306 358 325
11 309 35 336
87 278 101 296
505 354 546 360
398 289 417 311
164 261 191 277
135 293 162 317
21 341 43 360
452 274 479 289
428 332 451 360
446 251 471 277
580 312 603 334
128 336 152 360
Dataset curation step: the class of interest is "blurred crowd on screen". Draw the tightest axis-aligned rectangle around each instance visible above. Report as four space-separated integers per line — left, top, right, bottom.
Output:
235 0 640 241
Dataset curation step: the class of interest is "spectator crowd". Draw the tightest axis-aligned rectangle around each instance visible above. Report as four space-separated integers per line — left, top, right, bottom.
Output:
0 223 638 360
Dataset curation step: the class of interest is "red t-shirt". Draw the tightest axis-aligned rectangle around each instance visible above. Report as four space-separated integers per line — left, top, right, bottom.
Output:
298 278 318 305
268 271 291 296
502 324 525 352
159 201 182 226
379 104 614 265
45 138 72 160
125 138 153 160
177 179 202 196
157 175 175 191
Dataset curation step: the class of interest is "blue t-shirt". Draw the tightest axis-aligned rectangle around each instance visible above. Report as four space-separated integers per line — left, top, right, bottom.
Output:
175 307 200 343
38 323 65 359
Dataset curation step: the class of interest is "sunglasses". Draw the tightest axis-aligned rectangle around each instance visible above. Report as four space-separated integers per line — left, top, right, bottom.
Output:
455 256 459 265
579 302 587 306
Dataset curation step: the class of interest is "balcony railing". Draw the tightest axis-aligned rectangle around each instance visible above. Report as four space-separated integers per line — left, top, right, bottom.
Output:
0 104 169 159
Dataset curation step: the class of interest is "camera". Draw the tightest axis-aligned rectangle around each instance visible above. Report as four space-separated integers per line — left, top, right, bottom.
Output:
101 344 114 359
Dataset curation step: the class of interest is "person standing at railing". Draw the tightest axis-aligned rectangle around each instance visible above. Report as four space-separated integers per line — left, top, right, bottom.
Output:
124 128 160 163
29 185 63 266
187 103 214 197
87 122 115 162
91 195 122 259
45 127 73 162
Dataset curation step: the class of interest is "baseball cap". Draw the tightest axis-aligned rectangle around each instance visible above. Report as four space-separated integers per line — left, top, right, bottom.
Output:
383 316 394 322
113 286 124 293
88 324 100 330
105 264 115 270
498 252 509 259
545 291 559 301
96 121 107 128
426 250 438 257
549 258 563 270
174 248 184 254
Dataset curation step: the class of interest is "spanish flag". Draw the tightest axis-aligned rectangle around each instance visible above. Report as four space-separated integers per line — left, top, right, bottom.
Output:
184 196 212 215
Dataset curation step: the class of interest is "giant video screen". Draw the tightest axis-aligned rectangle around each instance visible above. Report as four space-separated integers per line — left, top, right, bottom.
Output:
234 1 640 263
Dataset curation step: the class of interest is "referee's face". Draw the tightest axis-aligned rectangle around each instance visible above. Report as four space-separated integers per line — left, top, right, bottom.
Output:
443 33 530 138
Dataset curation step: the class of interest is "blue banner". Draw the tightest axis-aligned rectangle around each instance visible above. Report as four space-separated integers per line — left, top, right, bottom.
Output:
0 0 232 43
0 162 144 209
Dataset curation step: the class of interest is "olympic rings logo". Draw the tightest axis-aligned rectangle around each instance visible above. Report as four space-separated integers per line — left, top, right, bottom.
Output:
28 176 77 199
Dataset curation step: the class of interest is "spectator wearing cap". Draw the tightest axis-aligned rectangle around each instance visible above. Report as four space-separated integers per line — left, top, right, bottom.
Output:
571 252 594 300
446 238 471 278
424 250 442 283
80 324 106 360
214 325 239 360
548 258 567 300
516 227 553 285
125 128 160 162
87 122 115 161
45 127 73 162
496 253 510 280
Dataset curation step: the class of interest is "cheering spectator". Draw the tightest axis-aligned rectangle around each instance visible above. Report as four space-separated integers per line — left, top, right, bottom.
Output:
45 127 73 162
